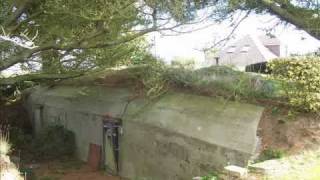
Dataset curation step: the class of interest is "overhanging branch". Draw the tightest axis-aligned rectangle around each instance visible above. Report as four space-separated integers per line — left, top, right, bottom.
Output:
261 0 320 40
0 73 84 85
0 27 157 71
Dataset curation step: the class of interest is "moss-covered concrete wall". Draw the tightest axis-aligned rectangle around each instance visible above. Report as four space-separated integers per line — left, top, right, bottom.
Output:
25 85 264 179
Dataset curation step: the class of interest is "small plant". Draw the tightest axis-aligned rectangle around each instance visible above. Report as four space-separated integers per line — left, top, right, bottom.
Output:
287 110 298 120
257 148 286 162
201 172 219 180
271 106 280 116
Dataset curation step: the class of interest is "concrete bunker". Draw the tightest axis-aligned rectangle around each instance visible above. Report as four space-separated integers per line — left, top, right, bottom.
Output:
25 85 264 179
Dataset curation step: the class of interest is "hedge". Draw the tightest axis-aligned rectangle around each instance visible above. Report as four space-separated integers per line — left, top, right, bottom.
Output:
268 56 320 112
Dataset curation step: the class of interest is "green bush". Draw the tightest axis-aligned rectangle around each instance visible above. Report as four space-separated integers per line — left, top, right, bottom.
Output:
268 56 320 111
32 125 75 160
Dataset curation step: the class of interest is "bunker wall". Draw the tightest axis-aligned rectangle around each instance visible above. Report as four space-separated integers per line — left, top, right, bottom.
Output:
120 120 251 180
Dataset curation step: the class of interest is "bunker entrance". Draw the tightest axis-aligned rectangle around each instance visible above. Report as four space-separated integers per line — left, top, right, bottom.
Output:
103 117 122 175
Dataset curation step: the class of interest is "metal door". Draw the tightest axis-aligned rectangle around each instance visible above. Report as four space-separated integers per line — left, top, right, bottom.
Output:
103 118 121 175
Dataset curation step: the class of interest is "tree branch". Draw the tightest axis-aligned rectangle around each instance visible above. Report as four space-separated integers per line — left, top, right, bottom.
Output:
0 27 156 71
0 72 84 85
261 0 320 40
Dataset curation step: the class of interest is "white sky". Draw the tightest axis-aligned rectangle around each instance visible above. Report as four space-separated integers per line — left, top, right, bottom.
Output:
149 13 320 64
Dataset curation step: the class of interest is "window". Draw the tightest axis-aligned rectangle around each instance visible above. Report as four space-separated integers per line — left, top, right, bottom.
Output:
240 45 250 53
227 46 236 53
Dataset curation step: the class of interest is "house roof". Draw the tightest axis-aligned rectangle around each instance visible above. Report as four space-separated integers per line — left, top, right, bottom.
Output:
258 35 281 46
251 35 279 60
216 35 279 69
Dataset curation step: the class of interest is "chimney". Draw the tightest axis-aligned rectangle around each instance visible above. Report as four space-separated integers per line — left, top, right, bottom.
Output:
265 45 280 57
259 35 281 57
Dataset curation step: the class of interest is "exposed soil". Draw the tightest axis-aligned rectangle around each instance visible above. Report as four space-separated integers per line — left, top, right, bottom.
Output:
31 160 120 180
258 106 320 155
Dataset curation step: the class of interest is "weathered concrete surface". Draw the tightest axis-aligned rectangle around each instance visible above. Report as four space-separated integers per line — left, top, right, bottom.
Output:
125 92 262 155
25 85 264 179
120 120 252 179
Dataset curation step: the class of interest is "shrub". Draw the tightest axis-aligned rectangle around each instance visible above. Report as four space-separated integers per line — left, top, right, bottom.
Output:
268 56 320 112
32 125 75 160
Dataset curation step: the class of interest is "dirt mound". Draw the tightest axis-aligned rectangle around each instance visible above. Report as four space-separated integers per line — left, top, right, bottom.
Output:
33 160 120 180
258 106 320 154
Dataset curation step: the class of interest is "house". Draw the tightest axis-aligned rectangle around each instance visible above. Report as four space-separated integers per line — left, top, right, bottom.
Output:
24 69 264 179
205 35 281 71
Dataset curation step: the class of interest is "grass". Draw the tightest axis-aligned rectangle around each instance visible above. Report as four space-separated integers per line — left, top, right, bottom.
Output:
252 150 320 180
274 151 320 180
201 172 219 180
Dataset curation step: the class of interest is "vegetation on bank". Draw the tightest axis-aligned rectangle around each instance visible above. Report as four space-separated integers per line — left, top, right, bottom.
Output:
142 63 276 101
55 55 320 114
69 61 277 101
137 55 320 113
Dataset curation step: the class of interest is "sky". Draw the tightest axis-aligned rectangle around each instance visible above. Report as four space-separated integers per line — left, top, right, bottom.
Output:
149 13 320 65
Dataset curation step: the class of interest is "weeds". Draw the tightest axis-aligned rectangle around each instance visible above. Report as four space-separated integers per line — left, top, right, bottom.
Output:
257 149 286 162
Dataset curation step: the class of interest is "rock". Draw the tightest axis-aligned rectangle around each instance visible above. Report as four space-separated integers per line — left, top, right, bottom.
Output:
224 165 248 179
28 163 41 169
248 159 290 176
192 177 202 180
